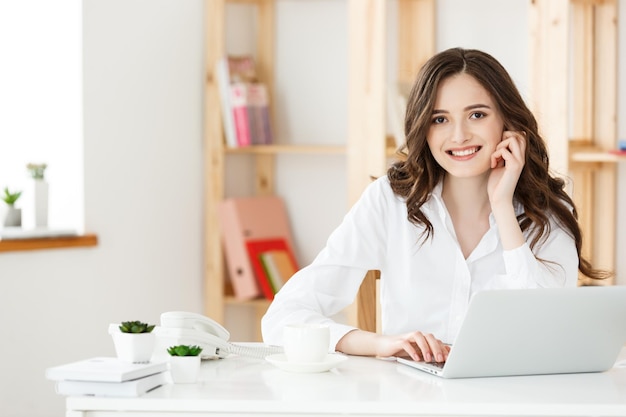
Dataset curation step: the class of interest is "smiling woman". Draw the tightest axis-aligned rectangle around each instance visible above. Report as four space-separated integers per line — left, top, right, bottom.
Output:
0 0 84 231
262 47 610 366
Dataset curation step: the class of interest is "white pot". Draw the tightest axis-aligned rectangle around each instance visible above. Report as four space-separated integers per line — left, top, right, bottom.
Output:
112 332 155 363
2 207 21 227
169 356 201 383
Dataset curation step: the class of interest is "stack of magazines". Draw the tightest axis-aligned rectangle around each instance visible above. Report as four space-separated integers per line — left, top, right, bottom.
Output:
45 357 168 397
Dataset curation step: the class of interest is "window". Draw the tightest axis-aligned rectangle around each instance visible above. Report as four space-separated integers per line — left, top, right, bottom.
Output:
0 0 83 229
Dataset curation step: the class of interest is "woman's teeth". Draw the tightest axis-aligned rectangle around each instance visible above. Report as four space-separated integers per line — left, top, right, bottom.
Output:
449 147 479 157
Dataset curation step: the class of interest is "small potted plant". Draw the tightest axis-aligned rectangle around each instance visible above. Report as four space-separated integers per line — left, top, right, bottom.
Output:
167 345 203 383
2 187 22 227
111 320 156 363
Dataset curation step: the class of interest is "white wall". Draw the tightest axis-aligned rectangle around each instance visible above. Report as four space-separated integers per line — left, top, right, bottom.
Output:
1 1 624 416
0 1 204 416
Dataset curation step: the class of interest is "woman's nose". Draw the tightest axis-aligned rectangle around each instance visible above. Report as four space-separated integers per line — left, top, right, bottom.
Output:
451 122 470 144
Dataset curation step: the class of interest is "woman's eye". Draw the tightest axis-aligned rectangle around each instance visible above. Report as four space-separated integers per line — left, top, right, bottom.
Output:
470 112 485 119
432 116 446 124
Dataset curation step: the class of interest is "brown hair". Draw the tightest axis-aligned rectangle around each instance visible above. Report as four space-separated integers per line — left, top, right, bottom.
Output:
388 47 608 281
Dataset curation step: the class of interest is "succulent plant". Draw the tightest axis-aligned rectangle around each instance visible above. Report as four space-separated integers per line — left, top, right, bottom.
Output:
167 345 203 357
2 187 22 206
119 321 155 334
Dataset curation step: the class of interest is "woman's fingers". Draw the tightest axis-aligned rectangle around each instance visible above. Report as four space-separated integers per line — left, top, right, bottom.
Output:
492 132 526 170
380 331 450 363
409 332 449 363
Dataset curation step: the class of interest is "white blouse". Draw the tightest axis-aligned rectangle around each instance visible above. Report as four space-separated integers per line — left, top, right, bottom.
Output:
261 176 578 350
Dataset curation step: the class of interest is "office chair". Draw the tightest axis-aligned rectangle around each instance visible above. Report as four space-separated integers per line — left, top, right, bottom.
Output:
356 270 381 333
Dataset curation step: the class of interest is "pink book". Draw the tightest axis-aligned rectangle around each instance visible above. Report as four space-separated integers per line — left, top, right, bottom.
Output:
218 196 297 300
230 83 251 147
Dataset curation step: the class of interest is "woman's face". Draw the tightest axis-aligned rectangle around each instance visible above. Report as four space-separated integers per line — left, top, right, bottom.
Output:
426 73 505 180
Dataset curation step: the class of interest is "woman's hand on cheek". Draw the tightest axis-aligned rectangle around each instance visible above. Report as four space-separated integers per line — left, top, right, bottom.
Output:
488 131 526 207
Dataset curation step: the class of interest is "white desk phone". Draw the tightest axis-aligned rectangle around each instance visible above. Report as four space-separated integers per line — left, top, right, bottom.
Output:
133 311 282 360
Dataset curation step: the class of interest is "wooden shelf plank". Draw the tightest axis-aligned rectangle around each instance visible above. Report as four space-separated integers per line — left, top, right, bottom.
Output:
225 145 346 155
0 234 98 253
570 151 626 163
224 296 271 308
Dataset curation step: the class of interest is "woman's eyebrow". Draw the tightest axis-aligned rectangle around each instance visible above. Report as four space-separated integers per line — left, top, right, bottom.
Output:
432 104 492 114
464 103 491 111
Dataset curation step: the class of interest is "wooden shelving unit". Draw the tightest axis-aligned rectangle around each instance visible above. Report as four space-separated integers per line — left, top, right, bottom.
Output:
529 0 618 284
351 0 434 332
203 0 435 338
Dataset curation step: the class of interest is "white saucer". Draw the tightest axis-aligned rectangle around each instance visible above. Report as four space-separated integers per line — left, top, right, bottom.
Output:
265 353 348 373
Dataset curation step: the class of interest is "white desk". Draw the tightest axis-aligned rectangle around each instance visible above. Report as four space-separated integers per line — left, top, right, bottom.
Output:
66 348 626 417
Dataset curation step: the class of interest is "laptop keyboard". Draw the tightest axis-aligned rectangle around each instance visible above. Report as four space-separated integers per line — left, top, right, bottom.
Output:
428 361 445 369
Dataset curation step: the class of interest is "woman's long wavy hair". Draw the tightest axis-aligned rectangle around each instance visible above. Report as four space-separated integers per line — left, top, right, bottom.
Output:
388 47 608 280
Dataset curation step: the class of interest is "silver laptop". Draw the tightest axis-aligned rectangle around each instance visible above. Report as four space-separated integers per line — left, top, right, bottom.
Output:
397 286 626 379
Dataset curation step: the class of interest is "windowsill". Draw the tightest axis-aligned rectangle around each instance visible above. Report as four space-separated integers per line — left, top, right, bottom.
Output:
0 234 98 252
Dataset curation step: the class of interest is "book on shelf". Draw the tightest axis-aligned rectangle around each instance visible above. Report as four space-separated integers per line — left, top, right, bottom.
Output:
215 57 238 148
260 249 298 293
246 238 299 299
45 357 168 383
54 370 167 397
218 196 297 301
230 83 252 147
246 83 273 145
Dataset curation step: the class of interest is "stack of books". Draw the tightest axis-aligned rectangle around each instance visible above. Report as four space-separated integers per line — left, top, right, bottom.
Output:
216 54 273 148
45 357 168 397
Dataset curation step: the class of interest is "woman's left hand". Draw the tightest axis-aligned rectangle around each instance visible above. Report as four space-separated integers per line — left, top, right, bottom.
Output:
488 131 526 208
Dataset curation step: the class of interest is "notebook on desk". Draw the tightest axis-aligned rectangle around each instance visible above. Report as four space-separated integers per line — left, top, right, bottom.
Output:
397 286 626 379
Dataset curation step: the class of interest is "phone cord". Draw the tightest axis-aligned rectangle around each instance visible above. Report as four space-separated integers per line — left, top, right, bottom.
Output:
227 342 284 359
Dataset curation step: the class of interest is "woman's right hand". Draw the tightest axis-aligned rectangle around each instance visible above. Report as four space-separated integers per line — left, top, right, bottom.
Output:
373 331 450 363
336 329 450 363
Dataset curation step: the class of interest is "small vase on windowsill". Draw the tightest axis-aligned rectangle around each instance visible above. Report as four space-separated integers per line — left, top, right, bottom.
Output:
25 163 49 228
31 179 49 227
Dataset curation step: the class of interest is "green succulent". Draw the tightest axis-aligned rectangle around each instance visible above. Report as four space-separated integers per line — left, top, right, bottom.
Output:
2 187 22 206
167 345 203 357
119 321 155 334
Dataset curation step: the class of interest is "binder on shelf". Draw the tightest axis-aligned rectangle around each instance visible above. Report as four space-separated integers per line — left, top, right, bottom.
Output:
246 238 298 299
54 370 167 397
218 196 297 301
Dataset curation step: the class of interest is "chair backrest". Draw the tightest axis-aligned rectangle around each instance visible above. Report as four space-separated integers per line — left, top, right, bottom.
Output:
356 270 381 333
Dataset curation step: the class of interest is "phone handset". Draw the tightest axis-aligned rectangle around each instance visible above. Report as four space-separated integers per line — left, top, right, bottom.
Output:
160 311 230 340
157 311 283 360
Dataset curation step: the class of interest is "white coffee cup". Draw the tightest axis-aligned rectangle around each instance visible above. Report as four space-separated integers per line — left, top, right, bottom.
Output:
283 323 330 363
